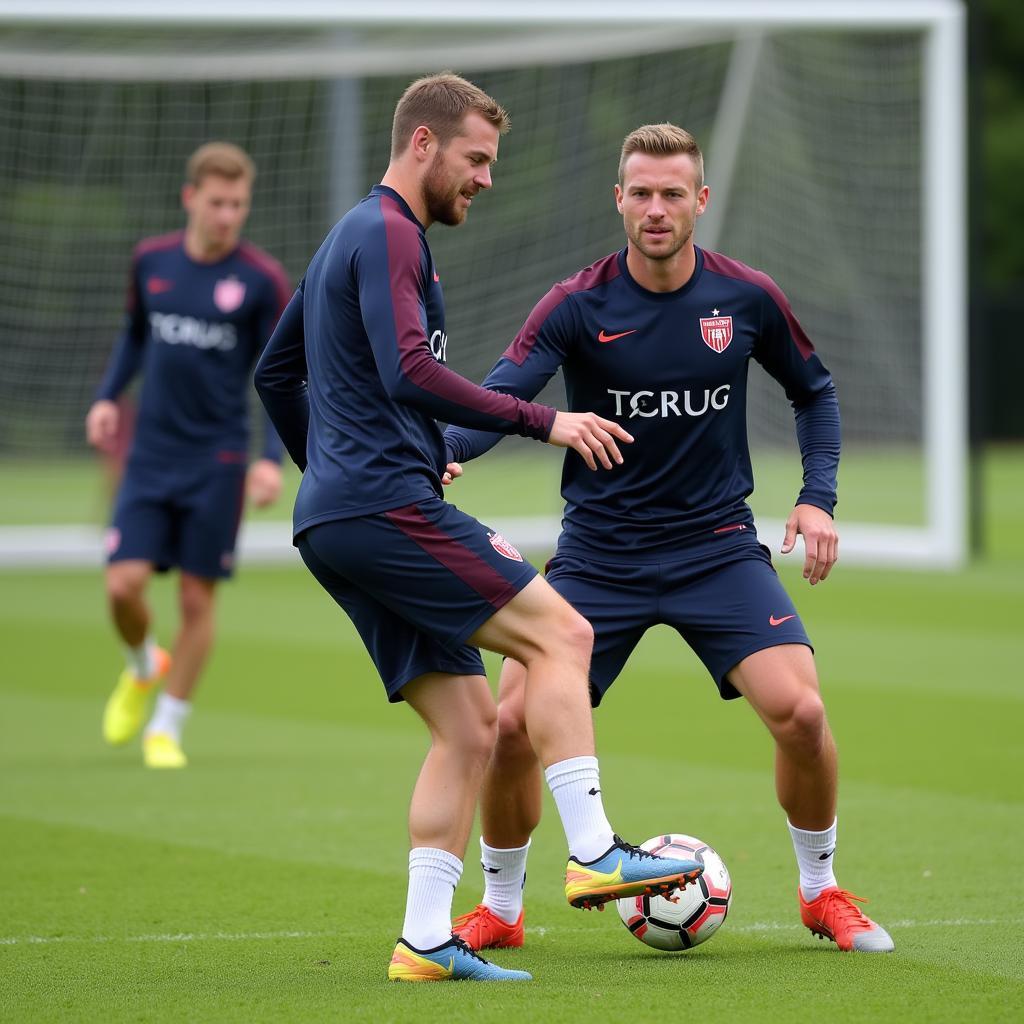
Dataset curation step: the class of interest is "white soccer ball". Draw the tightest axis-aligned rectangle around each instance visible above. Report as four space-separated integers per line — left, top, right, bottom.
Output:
616 834 732 950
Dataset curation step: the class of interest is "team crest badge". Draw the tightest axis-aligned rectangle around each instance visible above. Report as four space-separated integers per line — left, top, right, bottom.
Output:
488 532 523 562
214 278 246 313
699 315 733 353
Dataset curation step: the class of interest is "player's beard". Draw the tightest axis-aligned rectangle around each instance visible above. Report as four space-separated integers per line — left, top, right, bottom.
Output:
423 150 468 227
629 219 693 261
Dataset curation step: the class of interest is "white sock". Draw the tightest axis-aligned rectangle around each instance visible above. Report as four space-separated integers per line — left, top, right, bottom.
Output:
402 847 463 951
788 818 838 901
544 755 615 862
480 838 530 924
144 693 191 742
125 637 158 681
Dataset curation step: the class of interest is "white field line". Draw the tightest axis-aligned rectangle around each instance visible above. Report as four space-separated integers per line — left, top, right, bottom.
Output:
2 918 1019 947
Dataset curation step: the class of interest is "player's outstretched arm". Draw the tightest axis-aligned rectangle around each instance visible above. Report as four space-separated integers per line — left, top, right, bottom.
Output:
546 411 633 471
781 503 838 585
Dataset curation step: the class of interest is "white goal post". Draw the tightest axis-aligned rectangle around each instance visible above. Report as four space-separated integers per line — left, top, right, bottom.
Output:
0 0 966 568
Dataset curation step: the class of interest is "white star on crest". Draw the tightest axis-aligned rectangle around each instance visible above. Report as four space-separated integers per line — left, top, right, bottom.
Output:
712 308 720 316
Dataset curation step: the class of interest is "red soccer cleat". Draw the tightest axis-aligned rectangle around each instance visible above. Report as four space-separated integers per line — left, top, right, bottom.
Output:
452 904 525 951
799 887 894 952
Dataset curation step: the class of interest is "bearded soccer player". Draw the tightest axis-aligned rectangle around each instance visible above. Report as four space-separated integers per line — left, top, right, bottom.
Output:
446 124 894 955
86 142 289 770
255 77 709 984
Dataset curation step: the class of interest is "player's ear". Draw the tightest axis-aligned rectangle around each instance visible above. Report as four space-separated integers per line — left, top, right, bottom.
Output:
696 185 710 216
614 183 624 213
181 183 196 214
410 126 434 163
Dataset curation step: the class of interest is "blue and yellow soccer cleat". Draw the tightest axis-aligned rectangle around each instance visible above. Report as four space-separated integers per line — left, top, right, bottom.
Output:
387 935 532 982
565 834 704 910
102 647 172 746
143 732 188 770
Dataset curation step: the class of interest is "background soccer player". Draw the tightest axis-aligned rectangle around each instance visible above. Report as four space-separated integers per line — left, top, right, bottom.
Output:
86 142 290 770
255 76 707 984
446 124 894 955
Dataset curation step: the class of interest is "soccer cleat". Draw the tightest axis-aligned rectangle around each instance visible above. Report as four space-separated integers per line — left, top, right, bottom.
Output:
799 887 895 952
452 904 525 950
143 732 188 770
102 647 171 745
387 935 531 982
565 834 703 910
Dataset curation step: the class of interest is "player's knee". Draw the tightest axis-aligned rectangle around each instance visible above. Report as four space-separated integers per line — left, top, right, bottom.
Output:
495 695 530 751
777 692 828 757
456 703 498 765
546 606 593 666
105 565 145 605
178 578 215 624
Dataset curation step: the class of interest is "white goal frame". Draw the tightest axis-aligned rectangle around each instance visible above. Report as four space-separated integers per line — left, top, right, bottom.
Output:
0 0 967 569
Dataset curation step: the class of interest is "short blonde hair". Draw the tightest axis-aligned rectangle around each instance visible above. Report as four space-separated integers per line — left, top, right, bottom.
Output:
185 142 255 187
391 72 510 158
618 123 704 188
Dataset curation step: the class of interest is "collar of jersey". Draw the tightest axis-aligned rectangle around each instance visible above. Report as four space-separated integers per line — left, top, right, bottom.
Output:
370 184 426 231
616 245 705 302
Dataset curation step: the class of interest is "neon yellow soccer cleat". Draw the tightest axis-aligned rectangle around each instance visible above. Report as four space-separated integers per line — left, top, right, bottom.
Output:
565 834 703 910
102 647 172 746
142 732 187 770
387 935 531 982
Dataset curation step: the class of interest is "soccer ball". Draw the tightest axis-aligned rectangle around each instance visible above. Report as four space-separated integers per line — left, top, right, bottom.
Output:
616 834 732 950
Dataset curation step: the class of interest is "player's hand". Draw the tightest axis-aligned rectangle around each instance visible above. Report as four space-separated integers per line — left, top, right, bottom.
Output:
85 400 120 449
442 461 463 486
247 458 283 508
781 503 838 585
547 411 633 471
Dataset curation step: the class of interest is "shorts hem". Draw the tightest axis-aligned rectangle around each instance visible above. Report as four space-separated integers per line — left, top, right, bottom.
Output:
385 655 487 704
713 637 814 700
448 569 536 652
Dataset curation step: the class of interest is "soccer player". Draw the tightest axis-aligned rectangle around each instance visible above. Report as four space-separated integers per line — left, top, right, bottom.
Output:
85 142 290 770
254 76 707 984
446 124 894 955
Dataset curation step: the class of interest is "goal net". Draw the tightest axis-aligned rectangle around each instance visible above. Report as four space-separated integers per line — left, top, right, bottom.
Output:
0 2 966 567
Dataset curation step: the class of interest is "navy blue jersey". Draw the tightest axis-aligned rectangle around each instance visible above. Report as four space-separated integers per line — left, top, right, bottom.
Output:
95 230 289 462
254 185 556 539
445 247 840 562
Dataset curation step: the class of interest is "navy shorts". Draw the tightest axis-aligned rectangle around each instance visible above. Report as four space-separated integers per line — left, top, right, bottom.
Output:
296 498 538 702
546 527 811 705
107 453 247 580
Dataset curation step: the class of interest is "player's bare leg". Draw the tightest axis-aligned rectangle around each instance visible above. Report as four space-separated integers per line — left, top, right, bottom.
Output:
141 572 216 768
385 671 531 982
106 559 153 649
470 576 595 765
728 643 893 952
483 658 542 847
468 577 703 913
727 644 835 830
102 559 171 747
452 657 542 948
164 573 217 702
402 672 498 857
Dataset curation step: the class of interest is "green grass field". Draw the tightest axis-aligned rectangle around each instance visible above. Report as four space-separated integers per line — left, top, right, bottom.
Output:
2 449 1023 1021
0 442 929 527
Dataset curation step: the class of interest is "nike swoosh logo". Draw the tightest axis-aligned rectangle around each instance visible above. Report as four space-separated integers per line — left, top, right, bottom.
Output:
482 865 501 874
597 329 638 343
818 849 835 860
769 614 796 627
